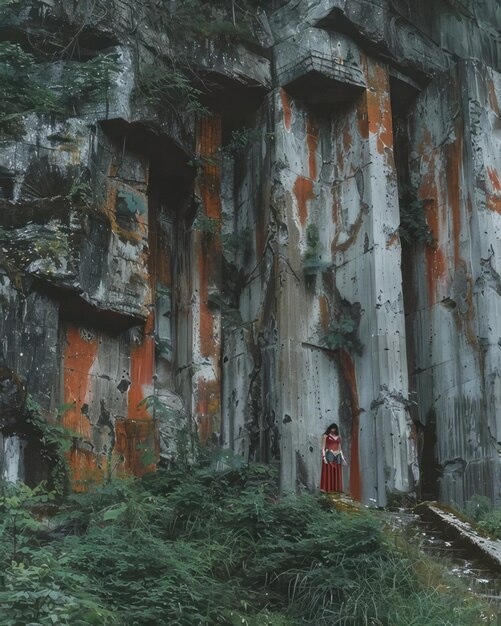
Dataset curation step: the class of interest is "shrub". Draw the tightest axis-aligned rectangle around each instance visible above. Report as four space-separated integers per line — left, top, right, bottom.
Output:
0 464 494 625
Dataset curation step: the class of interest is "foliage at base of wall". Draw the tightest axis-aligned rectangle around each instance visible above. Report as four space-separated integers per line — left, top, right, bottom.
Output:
24 395 81 497
0 461 494 625
461 494 501 539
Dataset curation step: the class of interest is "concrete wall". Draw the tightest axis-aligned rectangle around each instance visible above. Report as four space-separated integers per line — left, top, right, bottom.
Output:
0 0 499 505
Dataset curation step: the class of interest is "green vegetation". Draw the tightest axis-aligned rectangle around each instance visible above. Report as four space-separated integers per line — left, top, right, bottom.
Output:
158 0 261 45
399 187 433 246
0 42 59 137
0 40 119 138
24 395 81 497
192 211 222 235
0 460 494 625
0 0 264 136
462 494 501 539
138 61 209 118
321 315 364 356
303 223 323 274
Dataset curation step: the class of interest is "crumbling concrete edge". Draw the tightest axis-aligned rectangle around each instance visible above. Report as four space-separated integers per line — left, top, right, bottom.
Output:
415 502 501 573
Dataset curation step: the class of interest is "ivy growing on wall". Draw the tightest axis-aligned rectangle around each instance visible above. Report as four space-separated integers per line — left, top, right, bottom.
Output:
399 186 433 245
320 295 364 356
321 315 364 356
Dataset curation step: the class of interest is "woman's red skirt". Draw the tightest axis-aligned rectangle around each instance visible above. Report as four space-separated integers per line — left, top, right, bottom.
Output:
320 461 342 492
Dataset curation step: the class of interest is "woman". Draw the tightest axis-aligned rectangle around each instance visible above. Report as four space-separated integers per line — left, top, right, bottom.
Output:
320 423 347 493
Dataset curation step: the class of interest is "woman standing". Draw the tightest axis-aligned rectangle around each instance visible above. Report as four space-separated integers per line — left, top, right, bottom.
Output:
320 423 347 493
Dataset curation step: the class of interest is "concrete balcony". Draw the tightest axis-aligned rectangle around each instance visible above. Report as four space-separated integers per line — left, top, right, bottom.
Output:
275 28 366 105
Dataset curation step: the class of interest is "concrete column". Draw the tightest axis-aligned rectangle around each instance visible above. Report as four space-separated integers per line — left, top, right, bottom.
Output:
192 115 223 445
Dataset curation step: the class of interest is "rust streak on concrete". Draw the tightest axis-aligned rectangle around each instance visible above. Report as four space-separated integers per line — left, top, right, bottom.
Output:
425 201 447 306
115 418 158 477
366 63 393 155
306 115 319 180
318 295 330 333
68 448 104 491
341 350 361 502
487 166 501 191
63 325 98 439
293 176 314 227
486 193 501 213
128 312 155 420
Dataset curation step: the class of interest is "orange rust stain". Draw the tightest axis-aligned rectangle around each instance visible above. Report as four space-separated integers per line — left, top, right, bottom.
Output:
386 232 399 249
149 225 171 289
332 186 341 227
197 116 222 219
128 312 155 420
419 129 432 160
486 193 501 213
195 378 221 443
318 295 330 333
306 115 319 180
63 325 98 439
195 115 222 360
68 448 104 491
280 88 292 131
101 183 142 243
293 177 314 227
340 350 361 502
115 418 159 477
488 80 500 117
487 166 501 192
425 201 447 306
331 205 366 254
419 145 447 306
366 62 393 155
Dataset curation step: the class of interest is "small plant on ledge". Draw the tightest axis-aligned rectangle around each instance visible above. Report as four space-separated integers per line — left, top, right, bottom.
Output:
303 223 331 274
321 314 364 356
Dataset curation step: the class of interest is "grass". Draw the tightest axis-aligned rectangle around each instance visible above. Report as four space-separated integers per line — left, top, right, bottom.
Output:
462 494 501 539
0 461 495 625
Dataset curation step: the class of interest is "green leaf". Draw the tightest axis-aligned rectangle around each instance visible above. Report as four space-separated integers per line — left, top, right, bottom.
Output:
102 504 127 521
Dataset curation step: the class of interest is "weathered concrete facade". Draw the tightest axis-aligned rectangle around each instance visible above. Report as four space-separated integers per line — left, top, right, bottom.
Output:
0 0 499 506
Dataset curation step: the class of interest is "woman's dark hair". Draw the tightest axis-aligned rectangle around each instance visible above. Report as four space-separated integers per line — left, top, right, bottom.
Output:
324 423 339 436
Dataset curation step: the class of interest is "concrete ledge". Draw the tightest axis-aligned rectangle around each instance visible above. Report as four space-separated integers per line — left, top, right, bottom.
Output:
415 502 501 573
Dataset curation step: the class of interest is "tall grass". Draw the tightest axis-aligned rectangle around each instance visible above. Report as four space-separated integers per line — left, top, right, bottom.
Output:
0 463 495 625
462 494 501 539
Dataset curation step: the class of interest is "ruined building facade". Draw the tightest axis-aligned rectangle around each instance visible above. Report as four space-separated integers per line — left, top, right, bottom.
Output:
0 0 500 506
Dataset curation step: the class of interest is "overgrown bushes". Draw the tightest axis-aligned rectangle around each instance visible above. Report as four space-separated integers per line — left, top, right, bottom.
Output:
463 494 501 539
0 463 494 625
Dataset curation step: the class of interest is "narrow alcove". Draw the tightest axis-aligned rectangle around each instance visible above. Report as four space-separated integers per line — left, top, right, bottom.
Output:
390 73 440 501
